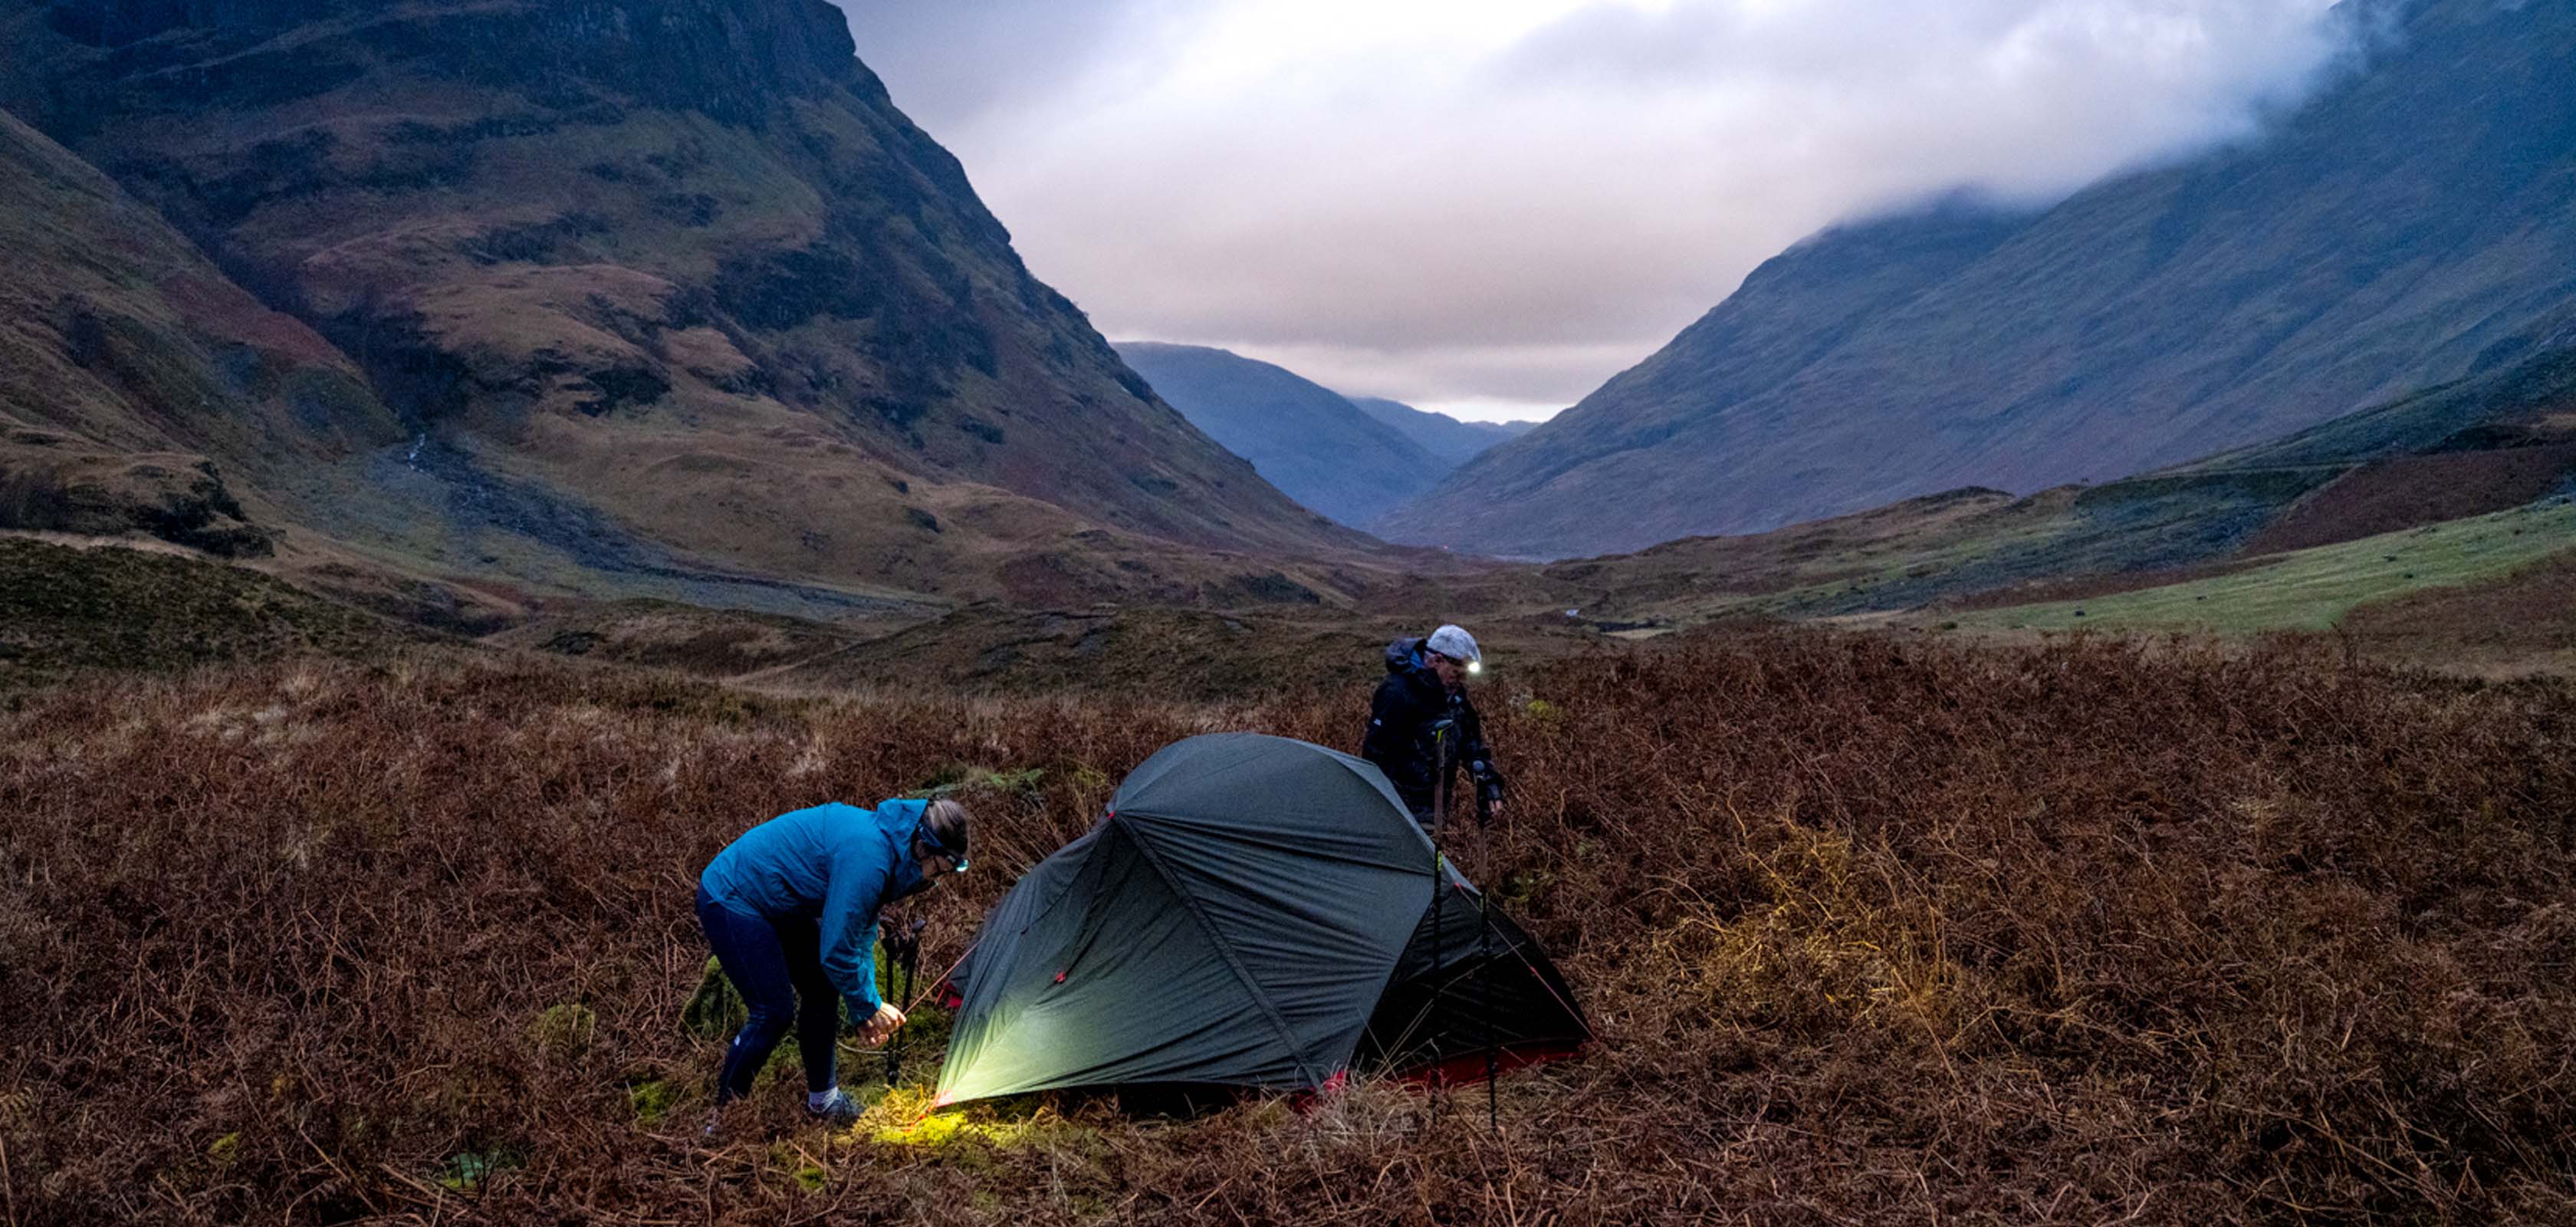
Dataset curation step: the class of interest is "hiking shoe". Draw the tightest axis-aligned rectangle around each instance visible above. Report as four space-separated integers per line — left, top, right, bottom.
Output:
805 1088 862 1126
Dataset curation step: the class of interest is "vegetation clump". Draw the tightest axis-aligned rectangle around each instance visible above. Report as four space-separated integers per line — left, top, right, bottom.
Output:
528 1003 596 1060
0 538 429 685
2 633 2572 1223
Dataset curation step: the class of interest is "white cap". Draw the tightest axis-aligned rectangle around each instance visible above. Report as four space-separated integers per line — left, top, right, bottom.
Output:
1425 624 1481 667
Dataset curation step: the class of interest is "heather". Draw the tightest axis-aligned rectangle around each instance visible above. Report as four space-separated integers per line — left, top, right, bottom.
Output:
4 632 2573 1224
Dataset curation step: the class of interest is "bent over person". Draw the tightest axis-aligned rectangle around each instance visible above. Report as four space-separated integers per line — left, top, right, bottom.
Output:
1362 623 1506 828
695 797 970 1129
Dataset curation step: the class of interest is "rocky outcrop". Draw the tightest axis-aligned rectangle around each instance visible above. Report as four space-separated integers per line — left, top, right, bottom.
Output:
0 434 274 556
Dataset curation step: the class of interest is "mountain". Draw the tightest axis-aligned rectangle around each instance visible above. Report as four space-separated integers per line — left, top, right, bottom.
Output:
1344 396 1536 469
0 107 400 557
1112 342 1446 527
1470 325 2576 634
1392 0 2576 559
0 0 1363 611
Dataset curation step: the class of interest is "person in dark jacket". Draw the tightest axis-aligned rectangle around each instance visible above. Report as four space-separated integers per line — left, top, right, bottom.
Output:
695 797 970 1128
1362 623 1506 828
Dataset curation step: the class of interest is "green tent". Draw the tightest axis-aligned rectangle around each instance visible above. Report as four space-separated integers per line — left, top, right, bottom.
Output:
935 733 1588 1107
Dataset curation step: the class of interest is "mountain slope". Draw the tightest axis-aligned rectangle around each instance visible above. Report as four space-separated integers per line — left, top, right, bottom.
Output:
1394 0 2576 558
1346 396 1535 469
0 0 1362 608
1486 329 2576 634
0 107 400 556
1112 342 1446 526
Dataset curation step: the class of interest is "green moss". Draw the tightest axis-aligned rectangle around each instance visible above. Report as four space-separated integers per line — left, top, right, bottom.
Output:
767 1144 830 1192
529 1002 596 1058
860 1087 1102 1156
626 1078 682 1123
680 957 747 1041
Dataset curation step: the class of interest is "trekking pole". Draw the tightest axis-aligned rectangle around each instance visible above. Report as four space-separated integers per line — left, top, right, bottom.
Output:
882 918 925 1086
1428 723 1451 1100
1480 894 1497 1132
881 919 904 1086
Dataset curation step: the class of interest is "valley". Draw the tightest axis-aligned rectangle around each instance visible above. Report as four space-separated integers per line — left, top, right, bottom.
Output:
5 2 2576 1222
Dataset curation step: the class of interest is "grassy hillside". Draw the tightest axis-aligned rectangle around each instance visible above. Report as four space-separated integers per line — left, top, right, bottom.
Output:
0 535 434 686
1448 470 2344 632
5 634 2573 1223
0 108 398 554
1956 499 2576 634
1480 333 2576 650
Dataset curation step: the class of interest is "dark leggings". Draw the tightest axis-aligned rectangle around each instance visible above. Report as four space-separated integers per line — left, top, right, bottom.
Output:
695 886 842 1100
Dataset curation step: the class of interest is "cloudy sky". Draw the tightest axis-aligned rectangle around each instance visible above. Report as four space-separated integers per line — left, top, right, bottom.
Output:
833 1 2349 423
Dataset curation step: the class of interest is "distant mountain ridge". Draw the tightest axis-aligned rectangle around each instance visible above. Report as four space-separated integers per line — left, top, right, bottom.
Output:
1112 342 1447 527
0 0 1366 610
1392 0 2576 558
1344 397 1536 470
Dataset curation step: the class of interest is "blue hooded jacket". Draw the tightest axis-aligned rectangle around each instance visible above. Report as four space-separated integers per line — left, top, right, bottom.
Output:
699 799 932 1017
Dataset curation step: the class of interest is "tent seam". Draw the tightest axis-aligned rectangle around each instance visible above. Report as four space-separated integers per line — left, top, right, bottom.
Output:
1112 814 1330 1089
1322 755 1462 1064
1332 753 1465 1066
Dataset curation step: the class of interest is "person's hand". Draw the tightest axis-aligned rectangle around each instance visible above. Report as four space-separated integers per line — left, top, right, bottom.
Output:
859 1002 905 1046
1487 799 1506 822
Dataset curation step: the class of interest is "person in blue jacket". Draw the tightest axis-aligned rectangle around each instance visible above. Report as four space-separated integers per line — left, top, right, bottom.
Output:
695 797 971 1126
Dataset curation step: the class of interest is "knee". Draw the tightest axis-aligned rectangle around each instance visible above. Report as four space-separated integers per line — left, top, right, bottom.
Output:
738 999 795 1044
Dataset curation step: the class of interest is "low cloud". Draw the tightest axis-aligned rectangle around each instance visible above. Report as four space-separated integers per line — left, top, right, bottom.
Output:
836 2 2349 421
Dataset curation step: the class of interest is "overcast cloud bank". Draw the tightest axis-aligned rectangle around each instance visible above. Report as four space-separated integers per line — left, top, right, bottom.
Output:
836 1 2351 421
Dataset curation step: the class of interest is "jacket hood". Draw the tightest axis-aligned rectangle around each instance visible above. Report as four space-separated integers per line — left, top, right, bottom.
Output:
876 798 932 902
1384 637 1426 675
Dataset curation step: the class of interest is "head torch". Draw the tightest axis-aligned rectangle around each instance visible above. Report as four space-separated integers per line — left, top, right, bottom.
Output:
918 823 969 874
